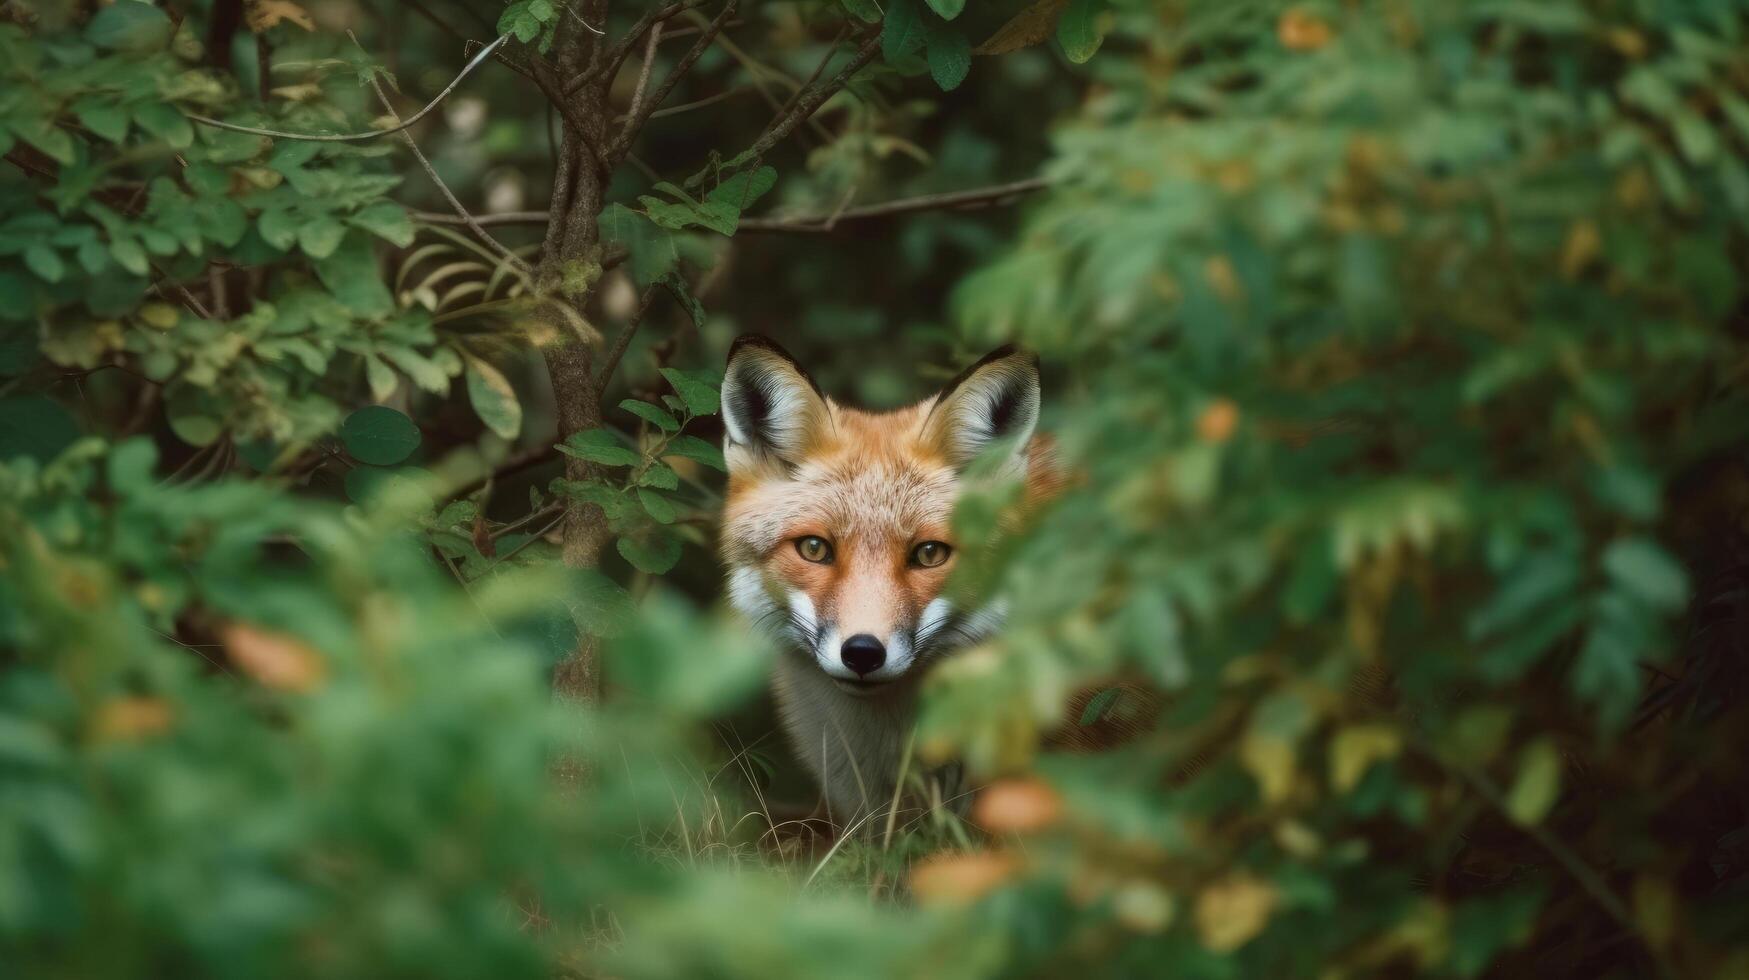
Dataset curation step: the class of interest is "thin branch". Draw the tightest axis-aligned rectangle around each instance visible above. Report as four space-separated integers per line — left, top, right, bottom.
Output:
408 177 1055 233
187 35 507 141
707 24 834 145
595 285 663 395
452 444 561 499
610 0 739 162
361 48 534 278
737 28 882 165
568 1 692 94
739 177 1054 232
767 22 850 138
630 83 758 122
619 22 664 143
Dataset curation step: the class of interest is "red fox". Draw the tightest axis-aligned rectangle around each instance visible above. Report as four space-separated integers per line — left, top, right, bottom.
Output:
719 335 1052 824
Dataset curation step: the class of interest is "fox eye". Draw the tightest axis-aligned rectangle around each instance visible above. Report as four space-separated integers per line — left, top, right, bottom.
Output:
910 541 952 568
795 536 833 563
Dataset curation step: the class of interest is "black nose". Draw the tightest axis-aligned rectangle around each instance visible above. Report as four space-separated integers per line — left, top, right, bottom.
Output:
840 634 886 676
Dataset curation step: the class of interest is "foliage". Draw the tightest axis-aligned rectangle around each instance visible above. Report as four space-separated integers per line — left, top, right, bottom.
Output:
2 0 1748 978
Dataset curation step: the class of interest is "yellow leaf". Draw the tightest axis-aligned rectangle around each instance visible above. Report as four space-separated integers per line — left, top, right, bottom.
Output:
1239 732 1296 805
1195 872 1278 952
1633 876 1676 949
1504 739 1562 826
246 0 315 31
93 696 175 741
1329 723 1402 793
1113 880 1175 934
222 623 327 693
973 0 1070 56
1560 219 1602 279
138 303 179 329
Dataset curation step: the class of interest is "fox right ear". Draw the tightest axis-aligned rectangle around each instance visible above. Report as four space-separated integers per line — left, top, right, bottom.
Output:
721 335 831 470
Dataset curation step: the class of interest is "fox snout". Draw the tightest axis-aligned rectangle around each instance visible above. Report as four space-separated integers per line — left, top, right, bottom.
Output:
839 634 886 676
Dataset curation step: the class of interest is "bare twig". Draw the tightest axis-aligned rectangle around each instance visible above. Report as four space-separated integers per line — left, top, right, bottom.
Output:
610 0 739 162
452 444 562 499
595 284 663 395
628 83 758 122
408 177 1055 233
619 22 664 142
362 49 534 278
187 35 508 141
740 177 1054 232
568 1 692 94
735 28 882 166
768 23 851 138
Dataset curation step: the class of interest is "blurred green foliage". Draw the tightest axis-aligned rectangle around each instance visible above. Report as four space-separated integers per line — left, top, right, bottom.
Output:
3 0 1749 977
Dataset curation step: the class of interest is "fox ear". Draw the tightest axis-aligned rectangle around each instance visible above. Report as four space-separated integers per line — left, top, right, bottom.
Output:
922 345 1041 468
721 335 831 470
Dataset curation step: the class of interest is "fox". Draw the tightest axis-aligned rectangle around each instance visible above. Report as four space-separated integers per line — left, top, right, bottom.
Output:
718 335 1053 824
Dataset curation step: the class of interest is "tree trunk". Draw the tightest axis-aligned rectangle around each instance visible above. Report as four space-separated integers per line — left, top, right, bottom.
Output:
539 6 615 712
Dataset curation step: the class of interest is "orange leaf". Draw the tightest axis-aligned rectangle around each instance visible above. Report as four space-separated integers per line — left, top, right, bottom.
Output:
222 623 327 693
972 777 1062 833
909 851 1019 905
1197 398 1240 444
974 0 1070 56
1278 9 1333 51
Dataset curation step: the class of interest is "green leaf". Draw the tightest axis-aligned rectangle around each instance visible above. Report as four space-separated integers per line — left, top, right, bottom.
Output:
106 438 158 494
466 357 523 439
348 202 416 247
24 245 64 283
617 530 682 575
620 399 679 432
658 367 720 416
1056 0 1106 63
258 210 300 251
108 238 148 276
570 569 636 638
706 166 778 213
925 0 965 20
926 20 972 91
664 434 726 471
0 395 79 461
1602 537 1688 612
1078 687 1121 725
637 488 678 524
86 0 172 51
883 0 928 62
660 273 707 329
315 233 393 316
75 100 130 143
1504 740 1562 827
637 462 679 491
364 354 398 402
556 429 640 467
298 217 348 259
165 385 222 447
340 405 422 465
133 103 193 149
840 0 881 23
600 203 678 286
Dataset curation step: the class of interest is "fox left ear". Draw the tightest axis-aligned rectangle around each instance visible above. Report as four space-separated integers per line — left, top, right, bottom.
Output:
922 345 1041 468
720 334 832 471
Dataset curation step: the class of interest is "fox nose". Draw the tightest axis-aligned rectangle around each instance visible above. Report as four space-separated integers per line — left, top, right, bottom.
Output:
840 634 886 676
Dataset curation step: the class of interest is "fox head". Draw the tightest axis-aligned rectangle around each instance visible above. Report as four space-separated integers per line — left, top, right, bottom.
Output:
719 335 1044 696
